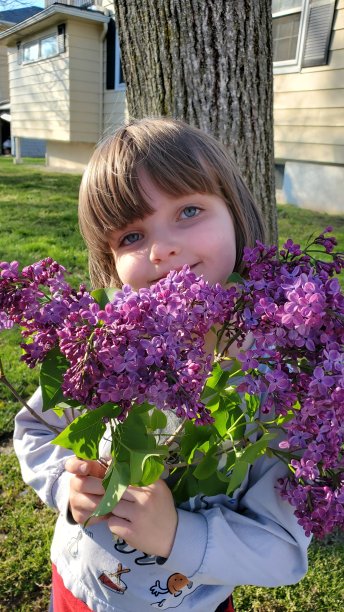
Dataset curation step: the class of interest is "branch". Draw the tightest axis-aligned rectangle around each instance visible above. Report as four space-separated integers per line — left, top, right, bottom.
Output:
0 357 61 434
165 419 186 447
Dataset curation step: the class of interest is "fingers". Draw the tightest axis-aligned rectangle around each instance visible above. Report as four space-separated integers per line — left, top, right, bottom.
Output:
66 456 109 526
107 514 132 541
71 475 105 496
65 456 107 478
106 478 178 557
69 492 109 526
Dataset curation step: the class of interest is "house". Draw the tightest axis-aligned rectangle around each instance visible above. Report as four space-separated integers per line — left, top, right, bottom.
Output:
0 0 126 170
0 6 45 156
273 0 344 213
0 1 342 213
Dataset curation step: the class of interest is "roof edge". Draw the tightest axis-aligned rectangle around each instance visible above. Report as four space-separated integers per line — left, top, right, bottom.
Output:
0 4 109 43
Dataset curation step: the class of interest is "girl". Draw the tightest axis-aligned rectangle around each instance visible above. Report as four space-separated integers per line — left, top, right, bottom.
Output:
14 118 310 612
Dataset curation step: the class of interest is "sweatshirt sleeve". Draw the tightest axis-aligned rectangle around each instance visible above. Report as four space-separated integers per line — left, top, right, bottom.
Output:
13 387 74 516
162 453 310 588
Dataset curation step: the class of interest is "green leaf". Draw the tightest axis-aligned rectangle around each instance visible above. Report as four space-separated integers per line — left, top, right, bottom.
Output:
119 412 155 451
274 411 295 426
56 399 82 409
52 403 120 460
206 396 221 411
140 456 165 485
226 403 246 440
149 408 168 431
172 469 200 504
212 408 228 436
40 347 69 411
52 406 65 418
193 450 218 480
239 433 277 464
244 392 261 419
180 421 212 464
226 272 244 284
226 460 249 495
130 402 152 415
202 363 230 400
226 359 244 379
91 287 118 309
198 471 229 496
213 450 237 483
129 447 168 484
91 461 130 518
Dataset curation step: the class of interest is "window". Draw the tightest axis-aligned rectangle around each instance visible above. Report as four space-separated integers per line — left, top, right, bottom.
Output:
272 0 336 73
106 18 125 91
20 25 65 65
272 0 308 70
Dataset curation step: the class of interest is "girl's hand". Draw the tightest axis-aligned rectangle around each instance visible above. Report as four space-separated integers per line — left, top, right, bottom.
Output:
107 479 178 558
65 456 109 525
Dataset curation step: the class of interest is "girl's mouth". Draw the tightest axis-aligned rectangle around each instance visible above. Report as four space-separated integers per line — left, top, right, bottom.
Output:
150 263 200 284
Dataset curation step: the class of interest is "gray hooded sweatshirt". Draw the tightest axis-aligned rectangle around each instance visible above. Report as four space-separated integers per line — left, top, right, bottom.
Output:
13 387 310 612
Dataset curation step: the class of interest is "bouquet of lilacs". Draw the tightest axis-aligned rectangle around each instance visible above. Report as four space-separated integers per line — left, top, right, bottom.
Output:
1 229 343 538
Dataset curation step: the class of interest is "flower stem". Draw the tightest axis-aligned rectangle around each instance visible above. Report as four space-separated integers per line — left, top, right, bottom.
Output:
165 419 186 447
0 356 61 434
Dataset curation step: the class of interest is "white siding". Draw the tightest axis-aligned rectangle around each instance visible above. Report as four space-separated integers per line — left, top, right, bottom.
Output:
103 90 127 137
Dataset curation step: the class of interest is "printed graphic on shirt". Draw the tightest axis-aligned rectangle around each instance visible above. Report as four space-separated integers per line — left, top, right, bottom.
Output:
66 526 94 559
150 573 194 608
98 563 130 594
66 529 83 558
187 494 211 511
114 537 156 565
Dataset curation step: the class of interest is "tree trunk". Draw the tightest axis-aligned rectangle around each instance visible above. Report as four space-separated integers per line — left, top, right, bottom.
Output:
114 0 277 244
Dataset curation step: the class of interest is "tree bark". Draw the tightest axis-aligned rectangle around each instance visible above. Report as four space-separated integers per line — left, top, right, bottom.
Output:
114 0 277 244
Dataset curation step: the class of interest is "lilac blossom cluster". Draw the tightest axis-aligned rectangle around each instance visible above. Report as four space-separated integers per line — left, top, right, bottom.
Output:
0 258 94 366
1 228 343 537
58 269 235 422
230 228 344 537
0 260 234 423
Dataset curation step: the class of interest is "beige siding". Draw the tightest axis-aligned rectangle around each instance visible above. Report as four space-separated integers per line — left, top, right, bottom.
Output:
275 142 344 164
274 3 344 164
8 26 70 141
8 17 105 144
0 48 9 101
68 20 104 142
0 24 9 101
274 107 343 125
46 139 95 171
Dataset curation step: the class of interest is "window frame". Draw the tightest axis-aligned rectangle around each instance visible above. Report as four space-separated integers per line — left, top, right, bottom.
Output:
115 27 125 91
272 0 310 74
22 30 61 65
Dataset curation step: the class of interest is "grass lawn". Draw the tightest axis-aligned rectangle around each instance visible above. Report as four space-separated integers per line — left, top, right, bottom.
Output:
0 157 343 610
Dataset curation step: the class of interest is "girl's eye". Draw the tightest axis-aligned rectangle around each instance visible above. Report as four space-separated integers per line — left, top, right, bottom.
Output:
180 206 200 219
121 232 143 246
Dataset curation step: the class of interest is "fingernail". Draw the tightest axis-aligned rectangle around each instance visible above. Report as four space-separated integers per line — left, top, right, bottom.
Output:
79 463 88 474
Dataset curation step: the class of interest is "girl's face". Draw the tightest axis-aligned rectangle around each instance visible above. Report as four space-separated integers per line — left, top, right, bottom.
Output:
108 171 237 291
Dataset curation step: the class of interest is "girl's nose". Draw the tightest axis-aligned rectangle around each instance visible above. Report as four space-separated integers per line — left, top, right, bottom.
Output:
149 237 181 264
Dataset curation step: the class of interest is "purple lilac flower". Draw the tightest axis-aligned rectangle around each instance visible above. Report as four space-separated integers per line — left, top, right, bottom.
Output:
1 228 343 537
58 267 235 422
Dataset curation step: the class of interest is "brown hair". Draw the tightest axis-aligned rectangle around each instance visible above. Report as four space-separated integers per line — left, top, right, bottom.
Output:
78 117 265 288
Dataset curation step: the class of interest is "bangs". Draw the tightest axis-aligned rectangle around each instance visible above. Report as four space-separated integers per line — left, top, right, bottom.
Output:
78 118 265 288
81 121 224 240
